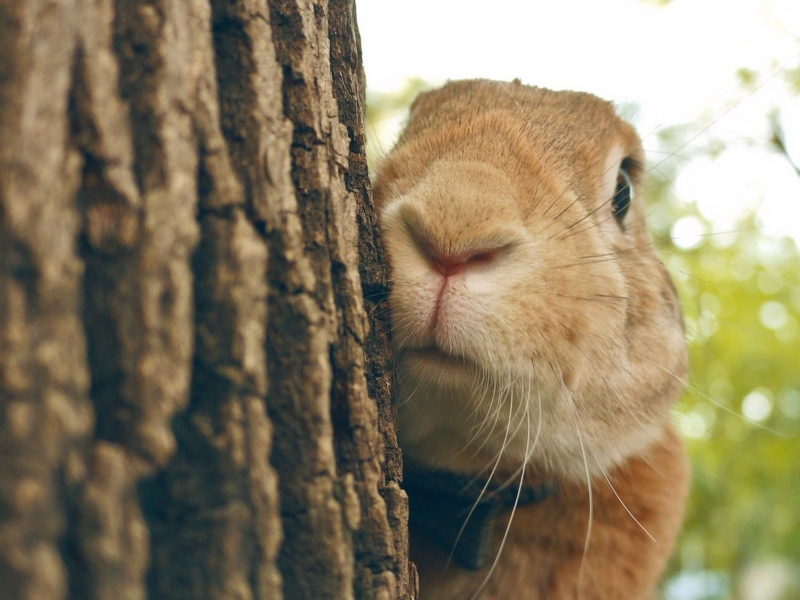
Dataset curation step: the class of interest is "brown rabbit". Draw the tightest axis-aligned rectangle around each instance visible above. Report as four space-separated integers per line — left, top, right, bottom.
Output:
372 79 689 599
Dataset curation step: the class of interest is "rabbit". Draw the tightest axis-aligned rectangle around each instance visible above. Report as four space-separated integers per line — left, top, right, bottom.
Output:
372 79 690 599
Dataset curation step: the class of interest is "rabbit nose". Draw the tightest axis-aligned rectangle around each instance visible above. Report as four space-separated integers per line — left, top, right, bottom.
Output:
427 245 504 277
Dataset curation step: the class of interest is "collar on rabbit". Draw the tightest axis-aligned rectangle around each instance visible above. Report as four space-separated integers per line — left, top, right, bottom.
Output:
403 462 552 570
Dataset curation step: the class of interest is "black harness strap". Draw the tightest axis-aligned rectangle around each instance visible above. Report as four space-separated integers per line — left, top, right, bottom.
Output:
404 464 551 570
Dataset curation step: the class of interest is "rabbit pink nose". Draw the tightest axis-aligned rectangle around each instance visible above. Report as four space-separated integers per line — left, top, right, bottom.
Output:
428 246 502 277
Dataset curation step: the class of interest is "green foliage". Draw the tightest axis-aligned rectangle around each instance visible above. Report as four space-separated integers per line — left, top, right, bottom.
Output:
655 211 800 587
735 68 759 89
365 78 429 174
647 128 800 598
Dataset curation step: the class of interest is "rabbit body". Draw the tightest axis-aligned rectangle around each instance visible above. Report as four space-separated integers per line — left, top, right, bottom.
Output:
373 80 689 599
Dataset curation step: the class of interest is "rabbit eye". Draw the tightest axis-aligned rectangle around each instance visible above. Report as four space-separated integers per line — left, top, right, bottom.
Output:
612 167 633 223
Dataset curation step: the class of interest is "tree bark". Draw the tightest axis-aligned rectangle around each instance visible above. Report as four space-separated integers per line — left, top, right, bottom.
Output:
0 0 415 598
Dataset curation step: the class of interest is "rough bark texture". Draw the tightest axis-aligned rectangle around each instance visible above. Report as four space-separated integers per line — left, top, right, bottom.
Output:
0 0 415 598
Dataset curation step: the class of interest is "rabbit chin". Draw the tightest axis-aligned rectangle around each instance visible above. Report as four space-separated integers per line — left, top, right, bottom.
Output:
395 351 665 484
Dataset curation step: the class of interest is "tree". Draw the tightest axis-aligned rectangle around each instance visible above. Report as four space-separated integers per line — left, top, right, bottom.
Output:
0 0 415 598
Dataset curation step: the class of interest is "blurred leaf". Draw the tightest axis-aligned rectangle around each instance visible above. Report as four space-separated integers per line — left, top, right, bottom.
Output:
365 78 430 174
736 68 759 89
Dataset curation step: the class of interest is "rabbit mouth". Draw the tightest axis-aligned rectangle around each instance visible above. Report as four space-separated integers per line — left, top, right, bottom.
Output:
403 346 471 367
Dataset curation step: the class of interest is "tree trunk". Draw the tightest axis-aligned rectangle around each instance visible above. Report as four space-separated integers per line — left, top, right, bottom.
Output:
0 0 415 598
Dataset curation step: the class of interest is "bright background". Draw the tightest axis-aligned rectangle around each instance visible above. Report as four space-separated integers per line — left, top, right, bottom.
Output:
356 1 800 598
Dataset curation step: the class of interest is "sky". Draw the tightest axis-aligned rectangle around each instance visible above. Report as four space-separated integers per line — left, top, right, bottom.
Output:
356 0 800 245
